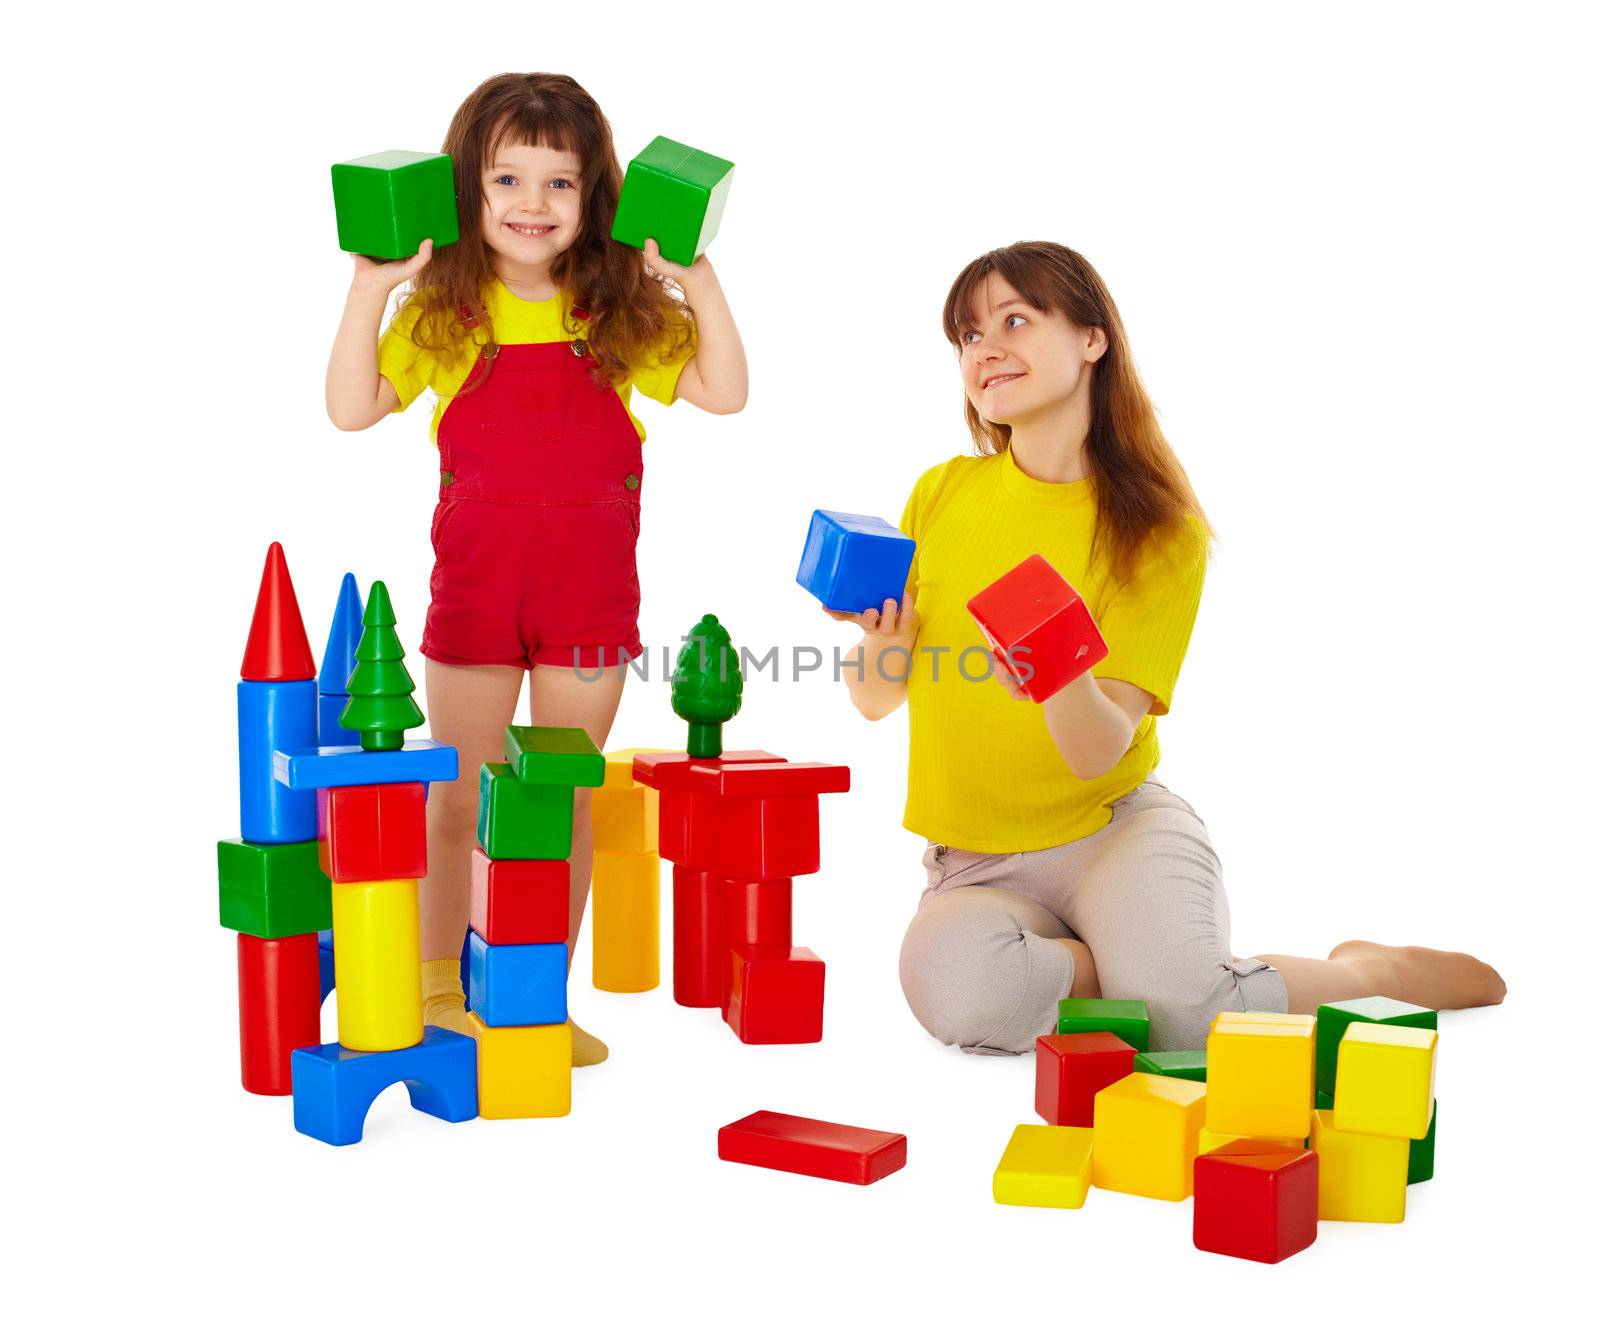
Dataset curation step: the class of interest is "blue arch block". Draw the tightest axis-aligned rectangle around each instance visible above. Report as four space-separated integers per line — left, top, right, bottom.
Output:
467 932 567 1026
291 1026 478 1146
317 929 336 1004
238 679 319 844
795 510 916 615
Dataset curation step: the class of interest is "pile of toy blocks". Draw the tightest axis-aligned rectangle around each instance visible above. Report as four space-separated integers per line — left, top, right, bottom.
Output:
467 725 605 1117
589 748 665 993
993 995 1439 1264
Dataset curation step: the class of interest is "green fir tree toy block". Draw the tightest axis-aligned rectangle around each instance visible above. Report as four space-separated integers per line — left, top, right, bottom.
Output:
217 839 332 938
672 614 743 758
331 150 460 260
1133 1050 1207 1082
1057 999 1150 1052
478 762 575 860
610 136 735 267
1315 995 1438 1095
505 725 606 788
340 581 425 752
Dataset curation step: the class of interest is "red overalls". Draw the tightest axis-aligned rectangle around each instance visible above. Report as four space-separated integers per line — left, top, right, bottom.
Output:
421 337 644 670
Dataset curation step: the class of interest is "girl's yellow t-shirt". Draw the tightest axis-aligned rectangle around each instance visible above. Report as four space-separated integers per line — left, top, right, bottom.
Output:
898 447 1208 853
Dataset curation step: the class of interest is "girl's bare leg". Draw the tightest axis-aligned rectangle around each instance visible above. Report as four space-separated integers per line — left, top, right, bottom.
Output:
1256 941 1507 1016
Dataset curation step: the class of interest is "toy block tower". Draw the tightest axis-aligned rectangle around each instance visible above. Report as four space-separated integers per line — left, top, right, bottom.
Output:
589 747 667 993
467 723 604 1117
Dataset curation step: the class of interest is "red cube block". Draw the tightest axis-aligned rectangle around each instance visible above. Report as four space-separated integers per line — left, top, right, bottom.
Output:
725 945 825 1044
1194 1141 1320 1264
316 781 426 882
631 750 785 865
1035 1031 1138 1126
683 761 850 877
718 1110 907 1185
966 554 1108 702
468 847 569 945
237 931 320 1095
672 864 727 1008
721 877 794 1015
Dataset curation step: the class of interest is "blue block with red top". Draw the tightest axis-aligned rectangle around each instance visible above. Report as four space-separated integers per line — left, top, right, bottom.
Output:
467 932 566 1026
795 510 916 615
290 1026 478 1146
238 679 319 844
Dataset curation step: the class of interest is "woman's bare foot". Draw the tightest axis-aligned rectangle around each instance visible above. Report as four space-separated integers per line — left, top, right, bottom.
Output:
1328 940 1506 1010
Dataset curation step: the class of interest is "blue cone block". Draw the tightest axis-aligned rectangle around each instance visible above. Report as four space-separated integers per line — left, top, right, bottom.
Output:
319 573 364 699
318 929 336 1004
795 509 916 615
467 932 567 1026
319 693 361 749
238 679 319 844
274 740 459 790
290 1026 478 1146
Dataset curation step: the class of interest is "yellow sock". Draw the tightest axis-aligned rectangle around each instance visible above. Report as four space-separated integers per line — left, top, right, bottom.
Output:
422 957 475 1037
570 1019 609 1067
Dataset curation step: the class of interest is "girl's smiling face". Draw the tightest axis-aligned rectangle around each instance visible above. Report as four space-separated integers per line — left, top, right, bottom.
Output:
479 138 584 270
958 273 1106 427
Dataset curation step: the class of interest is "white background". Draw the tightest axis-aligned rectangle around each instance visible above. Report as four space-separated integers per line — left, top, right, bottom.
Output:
7 0 1594 1310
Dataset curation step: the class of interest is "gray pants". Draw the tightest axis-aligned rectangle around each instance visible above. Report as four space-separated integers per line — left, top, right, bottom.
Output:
898 779 1287 1055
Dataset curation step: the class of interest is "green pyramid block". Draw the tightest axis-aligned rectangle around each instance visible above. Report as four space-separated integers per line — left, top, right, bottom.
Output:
331 150 459 260
217 839 331 938
1056 999 1149 1051
1316 996 1437 1095
504 725 605 788
610 136 735 267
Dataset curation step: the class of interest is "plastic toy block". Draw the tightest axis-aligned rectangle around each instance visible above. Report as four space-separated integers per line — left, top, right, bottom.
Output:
1332 1022 1438 1140
718 1111 906 1185
340 581 424 752
1091 1073 1208 1201
317 782 427 883
722 877 793 953
1135 1050 1208 1082
237 932 321 1095
681 760 851 878
1409 1100 1437 1184
591 850 661 992
966 553 1109 702
240 542 317 681
238 678 319 845
275 739 458 790
610 135 735 267
318 929 335 1004
1206 1012 1316 1140
1316 995 1437 1096
469 849 569 945
478 762 574 860
1199 1127 1304 1156
319 693 360 749
795 509 917 615
725 946 825 1044
218 838 332 938
630 750 785 866
504 724 605 787
291 1025 477 1146
1309 1110 1407 1222
318 573 364 698
1035 1032 1138 1127
330 150 459 260
465 1013 571 1118
671 865 726 1007
1315 1090 1334 1109
1193 1141 1319 1264
1056 999 1150 1051
993 1124 1094 1209
331 878 422 1052
467 933 566 1027
592 750 660 854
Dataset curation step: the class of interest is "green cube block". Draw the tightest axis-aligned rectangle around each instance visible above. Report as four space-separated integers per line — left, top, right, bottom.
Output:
504 725 605 788
217 839 332 938
1315 995 1437 1095
1408 1099 1438 1184
1315 1089 1335 1110
1133 1049 1207 1082
1056 999 1149 1051
331 150 459 260
610 136 735 267
478 762 574 859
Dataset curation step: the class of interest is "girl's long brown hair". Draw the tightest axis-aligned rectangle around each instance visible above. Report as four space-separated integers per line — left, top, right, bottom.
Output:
942 241 1209 585
401 72 691 389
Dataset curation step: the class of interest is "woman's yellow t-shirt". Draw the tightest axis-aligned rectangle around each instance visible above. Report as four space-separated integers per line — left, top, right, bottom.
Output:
898 447 1208 853
377 279 694 444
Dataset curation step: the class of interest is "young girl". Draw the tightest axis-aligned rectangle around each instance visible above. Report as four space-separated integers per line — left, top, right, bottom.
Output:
831 241 1503 1055
326 73 747 1065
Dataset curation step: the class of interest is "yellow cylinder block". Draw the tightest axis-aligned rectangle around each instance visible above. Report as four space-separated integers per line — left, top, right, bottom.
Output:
591 850 660 992
331 878 423 1052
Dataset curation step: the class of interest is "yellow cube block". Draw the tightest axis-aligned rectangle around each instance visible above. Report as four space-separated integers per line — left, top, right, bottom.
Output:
590 748 662 854
466 1011 572 1118
1309 1109 1407 1222
331 878 422 1052
1198 1127 1305 1156
1333 1022 1438 1139
1206 1011 1316 1139
591 849 661 992
1091 1073 1207 1201
993 1124 1094 1209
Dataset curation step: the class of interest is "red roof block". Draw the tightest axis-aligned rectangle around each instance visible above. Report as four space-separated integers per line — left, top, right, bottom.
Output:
241 542 317 681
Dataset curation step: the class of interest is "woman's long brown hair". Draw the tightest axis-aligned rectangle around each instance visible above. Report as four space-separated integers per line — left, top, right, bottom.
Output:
400 72 691 389
942 241 1209 585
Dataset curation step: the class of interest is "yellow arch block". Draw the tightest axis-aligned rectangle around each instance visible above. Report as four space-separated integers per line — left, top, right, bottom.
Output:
466 1012 571 1118
331 878 422 1052
591 850 661 993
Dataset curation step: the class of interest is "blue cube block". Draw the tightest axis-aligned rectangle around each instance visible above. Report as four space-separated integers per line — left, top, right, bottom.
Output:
795 510 916 615
290 1025 478 1147
318 929 336 1005
467 932 567 1026
237 679 319 845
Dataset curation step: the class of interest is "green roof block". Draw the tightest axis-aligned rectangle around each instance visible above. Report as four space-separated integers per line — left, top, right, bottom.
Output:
504 725 605 788
610 136 735 267
331 150 459 260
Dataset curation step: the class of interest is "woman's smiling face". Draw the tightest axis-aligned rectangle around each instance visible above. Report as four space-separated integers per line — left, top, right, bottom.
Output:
957 273 1105 428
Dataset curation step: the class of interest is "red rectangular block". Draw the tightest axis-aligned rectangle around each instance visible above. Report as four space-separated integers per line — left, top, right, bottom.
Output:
718 1110 907 1185
725 945 824 1044
683 761 850 878
966 553 1108 702
237 931 321 1095
672 865 726 1008
631 750 784 865
1194 1142 1320 1264
1035 1031 1138 1127
468 847 569 945
316 781 426 882
721 877 793 1015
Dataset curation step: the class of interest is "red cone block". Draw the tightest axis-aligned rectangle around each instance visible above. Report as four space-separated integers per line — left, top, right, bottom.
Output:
241 542 318 681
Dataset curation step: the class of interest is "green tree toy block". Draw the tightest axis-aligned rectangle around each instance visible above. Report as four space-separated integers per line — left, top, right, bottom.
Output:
672 614 743 759
340 581 424 752
478 762 574 860
217 839 332 938
331 150 460 260
1315 995 1437 1095
1057 999 1150 1051
505 725 606 788
610 136 735 268
1133 1050 1207 1082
